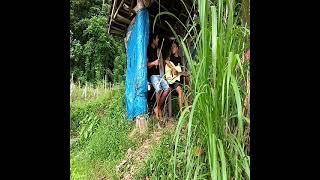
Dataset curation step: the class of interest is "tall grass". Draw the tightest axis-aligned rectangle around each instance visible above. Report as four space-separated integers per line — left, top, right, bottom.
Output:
153 0 250 179
70 85 136 179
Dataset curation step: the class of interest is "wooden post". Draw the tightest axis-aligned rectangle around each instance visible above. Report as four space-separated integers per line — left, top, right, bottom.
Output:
82 84 85 98
70 83 73 97
102 75 104 92
71 73 73 83
105 74 107 93
70 73 74 97
168 93 172 118
84 82 87 99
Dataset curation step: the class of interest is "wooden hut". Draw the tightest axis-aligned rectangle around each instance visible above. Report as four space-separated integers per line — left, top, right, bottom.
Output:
108 0 195 38
107 0 196 117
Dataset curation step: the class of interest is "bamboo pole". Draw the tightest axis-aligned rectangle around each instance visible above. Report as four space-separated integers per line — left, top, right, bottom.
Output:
108 0 118 33
113 0 126 19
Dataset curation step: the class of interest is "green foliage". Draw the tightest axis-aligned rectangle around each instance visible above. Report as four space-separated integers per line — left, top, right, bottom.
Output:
136 134 175 179
150 0 250 179
136 131 209 179
70 85 134 179
70 89 113 138
78 115 100 143
70 0 126 85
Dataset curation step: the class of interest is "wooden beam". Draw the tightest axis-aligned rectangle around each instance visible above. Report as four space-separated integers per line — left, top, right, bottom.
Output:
110 29 125 36
110 0 118 20
112 19 128 29
129 0 134 15
123 3 130 11
115 14 131 25
108 0 118 33
110 25 125 33
119 8 129 15
113 0 126 19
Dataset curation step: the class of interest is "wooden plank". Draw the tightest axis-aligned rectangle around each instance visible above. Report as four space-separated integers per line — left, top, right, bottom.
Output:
112 19 128 29
110 25 125 33
116 14 131 25
110 29 125 36
108 0 118 33
123 2 131 11
113 0 126 19
119 8 130 15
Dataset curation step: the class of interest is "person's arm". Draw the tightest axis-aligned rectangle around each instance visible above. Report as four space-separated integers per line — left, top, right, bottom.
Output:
148 59 159 69
165 56 178 75
165 56 172 68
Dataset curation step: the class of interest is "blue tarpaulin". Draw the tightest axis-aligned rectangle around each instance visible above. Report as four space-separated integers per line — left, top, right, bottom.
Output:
125 8 149 120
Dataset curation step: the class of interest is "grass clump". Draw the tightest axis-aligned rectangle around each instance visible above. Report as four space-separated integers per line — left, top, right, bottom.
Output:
70 84 135 179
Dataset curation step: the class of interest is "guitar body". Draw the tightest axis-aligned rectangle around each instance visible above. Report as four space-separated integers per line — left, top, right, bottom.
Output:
165 61 184 84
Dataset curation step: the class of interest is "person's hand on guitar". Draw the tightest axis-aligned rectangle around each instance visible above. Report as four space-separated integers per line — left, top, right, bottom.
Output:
172 67 178 75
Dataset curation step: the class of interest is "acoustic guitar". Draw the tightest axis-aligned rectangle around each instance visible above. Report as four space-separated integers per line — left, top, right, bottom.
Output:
165 61 189 84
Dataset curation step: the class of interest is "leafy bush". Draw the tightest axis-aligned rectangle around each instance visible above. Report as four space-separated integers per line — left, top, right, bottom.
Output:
70 0 126 85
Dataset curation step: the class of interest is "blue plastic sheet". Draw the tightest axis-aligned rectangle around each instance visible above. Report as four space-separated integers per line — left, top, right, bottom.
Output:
125 8 149 120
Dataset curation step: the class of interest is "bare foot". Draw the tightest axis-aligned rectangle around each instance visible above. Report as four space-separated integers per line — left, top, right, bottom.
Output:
154 106 160 119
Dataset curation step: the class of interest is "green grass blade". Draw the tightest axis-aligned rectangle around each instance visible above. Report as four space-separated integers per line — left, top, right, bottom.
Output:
217 139 227 180
231 75 243 137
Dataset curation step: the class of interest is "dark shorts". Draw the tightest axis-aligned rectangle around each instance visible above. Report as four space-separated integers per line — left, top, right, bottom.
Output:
170 82 182 90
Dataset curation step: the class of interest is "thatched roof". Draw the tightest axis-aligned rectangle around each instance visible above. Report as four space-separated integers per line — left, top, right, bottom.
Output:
107 0 195 38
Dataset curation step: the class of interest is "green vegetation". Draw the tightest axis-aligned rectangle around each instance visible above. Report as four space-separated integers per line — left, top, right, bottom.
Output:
70 0 250 179
146 0 250 179
70 0 126 85
70 85 134 179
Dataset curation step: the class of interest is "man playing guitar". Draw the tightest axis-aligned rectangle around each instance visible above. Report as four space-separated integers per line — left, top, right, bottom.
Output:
165 41 189 115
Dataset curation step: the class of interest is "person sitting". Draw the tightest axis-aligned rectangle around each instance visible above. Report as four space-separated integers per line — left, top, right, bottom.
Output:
165 41 189 115
147 33 170 120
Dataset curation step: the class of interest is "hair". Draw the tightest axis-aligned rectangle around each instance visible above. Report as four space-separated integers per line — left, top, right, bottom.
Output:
151 32 159 41
172 40 179 48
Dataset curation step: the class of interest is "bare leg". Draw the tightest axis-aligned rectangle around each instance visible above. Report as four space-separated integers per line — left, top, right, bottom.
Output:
176 86 183 114
158 89 170 119
159 89 169 108
154 91 161 119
